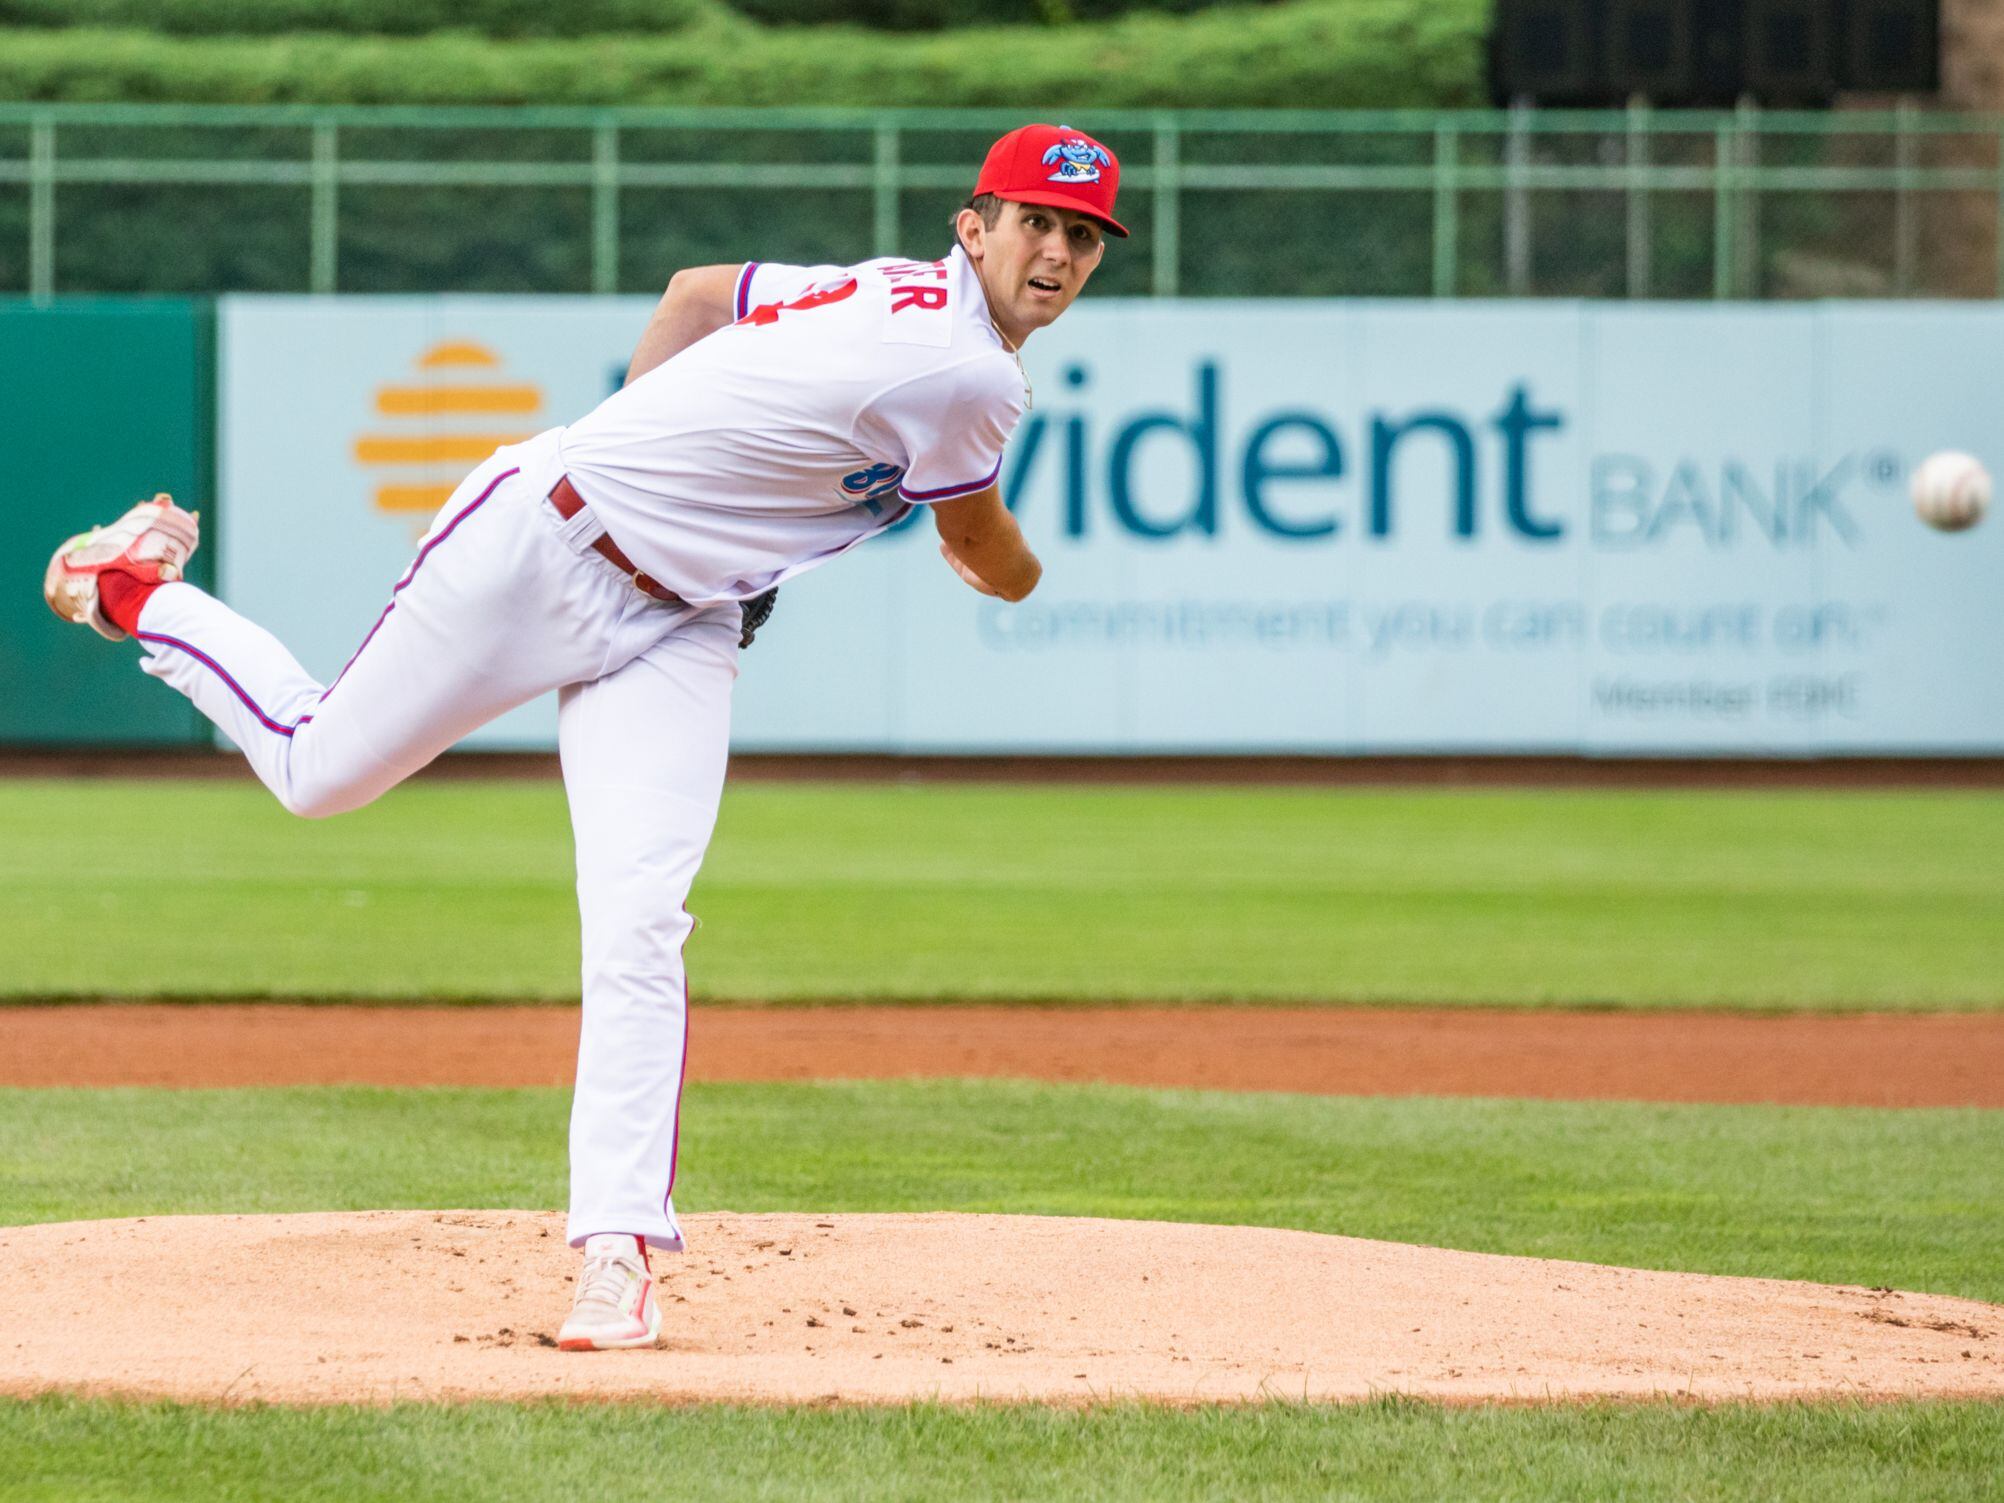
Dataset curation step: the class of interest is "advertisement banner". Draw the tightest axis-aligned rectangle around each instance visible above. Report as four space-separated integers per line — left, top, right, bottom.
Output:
218 296 2004 754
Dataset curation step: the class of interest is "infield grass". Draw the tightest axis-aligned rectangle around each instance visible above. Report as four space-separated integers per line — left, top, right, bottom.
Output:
4 1081 2000 1302
6 1394 2004 1503
1 778 2001 1010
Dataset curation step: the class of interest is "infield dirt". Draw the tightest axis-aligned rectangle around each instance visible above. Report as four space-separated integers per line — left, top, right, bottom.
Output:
2 1209 2000 1406
7 1003 2003 1106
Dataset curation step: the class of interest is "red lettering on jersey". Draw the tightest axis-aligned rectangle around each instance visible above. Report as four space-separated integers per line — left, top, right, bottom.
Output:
880 259 947 281
891 286 949 313
739 276 859 327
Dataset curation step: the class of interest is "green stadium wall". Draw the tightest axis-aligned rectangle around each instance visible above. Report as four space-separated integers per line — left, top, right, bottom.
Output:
0 300 213 745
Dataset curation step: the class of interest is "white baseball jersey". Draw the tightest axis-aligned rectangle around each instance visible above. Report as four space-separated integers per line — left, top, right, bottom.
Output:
557 245 1028 604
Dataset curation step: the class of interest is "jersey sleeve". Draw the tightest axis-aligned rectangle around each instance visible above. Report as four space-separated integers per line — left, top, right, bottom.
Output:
862 355 1026 506
732 261 847 322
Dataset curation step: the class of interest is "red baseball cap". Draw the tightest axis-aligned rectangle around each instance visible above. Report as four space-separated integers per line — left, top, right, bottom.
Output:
973 123 1128 238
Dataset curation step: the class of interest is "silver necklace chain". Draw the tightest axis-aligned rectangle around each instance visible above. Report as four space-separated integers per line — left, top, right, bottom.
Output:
1009 343 1033 411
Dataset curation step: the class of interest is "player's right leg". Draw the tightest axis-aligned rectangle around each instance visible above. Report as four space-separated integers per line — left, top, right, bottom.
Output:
553 600 739 1349
44 432 646 818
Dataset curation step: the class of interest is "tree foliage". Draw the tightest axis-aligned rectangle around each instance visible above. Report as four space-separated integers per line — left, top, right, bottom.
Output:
0 0 732 39
0 0 1487 108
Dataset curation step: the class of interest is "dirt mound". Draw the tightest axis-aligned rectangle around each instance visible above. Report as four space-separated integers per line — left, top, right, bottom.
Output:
2 1211 1999 1405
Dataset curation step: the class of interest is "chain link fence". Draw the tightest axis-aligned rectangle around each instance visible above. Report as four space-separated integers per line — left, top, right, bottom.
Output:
3 104 2002 300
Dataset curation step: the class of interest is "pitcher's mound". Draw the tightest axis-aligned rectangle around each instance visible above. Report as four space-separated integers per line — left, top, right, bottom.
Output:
2 1210 1999 1406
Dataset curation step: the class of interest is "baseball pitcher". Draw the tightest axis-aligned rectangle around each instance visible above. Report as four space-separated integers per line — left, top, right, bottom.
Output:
42 122 1124 1350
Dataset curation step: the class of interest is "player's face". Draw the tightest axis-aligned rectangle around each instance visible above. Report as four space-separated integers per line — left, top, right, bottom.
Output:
962 201 1106 346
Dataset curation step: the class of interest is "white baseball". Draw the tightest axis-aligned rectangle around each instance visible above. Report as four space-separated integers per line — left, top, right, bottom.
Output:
1910 451 1991 532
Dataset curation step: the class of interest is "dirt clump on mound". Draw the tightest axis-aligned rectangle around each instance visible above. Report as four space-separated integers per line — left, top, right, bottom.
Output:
1 1210 1999 1406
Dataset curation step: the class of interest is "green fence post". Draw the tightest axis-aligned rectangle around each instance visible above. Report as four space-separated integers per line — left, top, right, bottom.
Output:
309 121 338 295
1996 123 2004 299
1713 118 1736 299
1732 100 1762 297
592 119 620 295
1506 103 1531 295
1625 100 1651 298
1431 121 1458 298
1893 99 1917 296
1153 112 1181 297
873 118 900 259
27 114 54 306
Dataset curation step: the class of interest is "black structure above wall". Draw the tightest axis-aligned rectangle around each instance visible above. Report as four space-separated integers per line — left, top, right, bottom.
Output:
1490 0 1939 106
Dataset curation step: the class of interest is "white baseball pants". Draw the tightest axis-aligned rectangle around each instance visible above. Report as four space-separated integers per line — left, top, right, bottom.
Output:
131 428 739 1253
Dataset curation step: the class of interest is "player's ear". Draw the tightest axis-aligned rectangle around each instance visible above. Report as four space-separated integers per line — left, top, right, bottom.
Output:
955 208 987 261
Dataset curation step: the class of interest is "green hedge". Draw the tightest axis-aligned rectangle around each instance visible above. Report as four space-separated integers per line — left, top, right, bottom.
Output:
0 0 1276 38
0 0 1487 107
731 0 1269 31
0 0 732 39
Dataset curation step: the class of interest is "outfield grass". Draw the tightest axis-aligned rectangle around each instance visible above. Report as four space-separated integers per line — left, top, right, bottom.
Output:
5 1081 2000 1302
1 779 2001 1010
6 1394 2004 1503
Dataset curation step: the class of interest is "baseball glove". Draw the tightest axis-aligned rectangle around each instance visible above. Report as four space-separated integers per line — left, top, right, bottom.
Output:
739 588 778 649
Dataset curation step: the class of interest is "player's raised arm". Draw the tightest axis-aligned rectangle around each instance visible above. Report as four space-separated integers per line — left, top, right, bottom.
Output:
932 484 1040 602
624 263 745 384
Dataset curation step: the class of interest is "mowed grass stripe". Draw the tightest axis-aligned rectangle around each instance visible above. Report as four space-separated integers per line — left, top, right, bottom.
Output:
4 1082 2000 1303
6 1396 2004 1503
1 779 2000 1010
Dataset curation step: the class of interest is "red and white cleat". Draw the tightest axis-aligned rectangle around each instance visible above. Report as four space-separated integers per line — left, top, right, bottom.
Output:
557 1233 662 1352
44 493 201 642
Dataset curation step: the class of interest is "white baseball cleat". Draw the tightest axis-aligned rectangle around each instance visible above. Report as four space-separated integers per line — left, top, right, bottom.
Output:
44 493 201 642
557 1233 662 1351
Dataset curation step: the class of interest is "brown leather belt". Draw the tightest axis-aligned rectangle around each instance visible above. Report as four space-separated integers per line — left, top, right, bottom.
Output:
549 475 686 605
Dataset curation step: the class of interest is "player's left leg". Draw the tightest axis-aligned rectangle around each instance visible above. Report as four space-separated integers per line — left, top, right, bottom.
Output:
45 435 634 819
554 599 740 1346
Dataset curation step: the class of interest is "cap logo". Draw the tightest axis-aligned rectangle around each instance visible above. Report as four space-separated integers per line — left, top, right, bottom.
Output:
1041 135 1111 185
